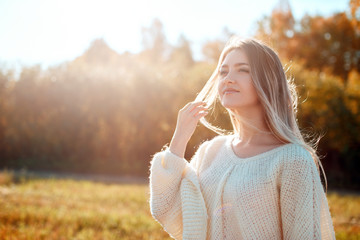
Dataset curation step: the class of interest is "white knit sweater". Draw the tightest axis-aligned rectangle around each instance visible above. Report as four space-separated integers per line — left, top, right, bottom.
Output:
149 134 336 240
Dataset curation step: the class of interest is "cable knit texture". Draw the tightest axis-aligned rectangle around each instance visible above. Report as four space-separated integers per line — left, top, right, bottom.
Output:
149 135 336 240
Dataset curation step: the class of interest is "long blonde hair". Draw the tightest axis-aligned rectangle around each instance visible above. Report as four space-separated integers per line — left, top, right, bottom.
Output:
195 37 328 193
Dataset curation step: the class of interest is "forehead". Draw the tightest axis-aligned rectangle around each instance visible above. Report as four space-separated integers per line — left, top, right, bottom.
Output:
221 49 249 67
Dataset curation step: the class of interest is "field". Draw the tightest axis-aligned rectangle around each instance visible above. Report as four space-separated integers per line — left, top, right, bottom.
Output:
0 170 359 240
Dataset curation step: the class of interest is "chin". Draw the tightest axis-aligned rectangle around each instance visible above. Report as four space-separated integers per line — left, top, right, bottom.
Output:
220 100 240 110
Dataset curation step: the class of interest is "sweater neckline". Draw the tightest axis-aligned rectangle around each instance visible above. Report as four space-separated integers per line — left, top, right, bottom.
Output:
225 134 293 163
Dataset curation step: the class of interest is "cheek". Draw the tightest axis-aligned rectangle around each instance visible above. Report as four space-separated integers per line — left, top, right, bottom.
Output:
249 83 258 97
249 86 260 103
217 81 223 99
242 79 256 95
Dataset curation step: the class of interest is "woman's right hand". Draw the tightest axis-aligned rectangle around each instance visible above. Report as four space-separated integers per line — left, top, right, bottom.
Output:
169 101 208 158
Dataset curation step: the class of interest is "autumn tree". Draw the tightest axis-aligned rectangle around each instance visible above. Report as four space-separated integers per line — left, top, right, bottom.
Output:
140 18 169 63
0 17 359 189
169 34 194 68
350 0 360 32
256 0 295 59
256 1 360 82
201 27 234 63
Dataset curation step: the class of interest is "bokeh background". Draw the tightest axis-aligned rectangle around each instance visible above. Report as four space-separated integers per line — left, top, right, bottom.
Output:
0 0 359 239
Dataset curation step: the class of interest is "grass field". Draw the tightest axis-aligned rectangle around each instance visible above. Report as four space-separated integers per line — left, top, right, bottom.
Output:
0 170 359 240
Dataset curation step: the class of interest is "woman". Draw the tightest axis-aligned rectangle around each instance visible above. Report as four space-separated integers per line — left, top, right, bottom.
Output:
149 37 336 240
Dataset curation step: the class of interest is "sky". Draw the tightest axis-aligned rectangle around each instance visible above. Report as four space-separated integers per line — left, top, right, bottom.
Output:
0 0 349 71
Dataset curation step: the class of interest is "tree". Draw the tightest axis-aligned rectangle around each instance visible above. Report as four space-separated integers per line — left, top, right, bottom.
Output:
256 0 295 59
140 18 169 63
256 2 360 82
350 0 360 32
201 27 234 63
297 12 358 81
169 34 194 68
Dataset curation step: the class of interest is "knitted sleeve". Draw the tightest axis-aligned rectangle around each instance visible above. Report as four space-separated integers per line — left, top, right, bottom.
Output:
149 141 210 240
280 147 336 240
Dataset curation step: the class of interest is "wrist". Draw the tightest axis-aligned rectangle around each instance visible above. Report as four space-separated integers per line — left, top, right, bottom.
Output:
169 133 188 158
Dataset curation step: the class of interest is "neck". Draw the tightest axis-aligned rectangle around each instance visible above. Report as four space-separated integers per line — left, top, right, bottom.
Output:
232 106 273 146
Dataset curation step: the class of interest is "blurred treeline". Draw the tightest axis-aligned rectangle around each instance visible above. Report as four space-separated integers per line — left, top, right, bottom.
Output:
0 2 359 189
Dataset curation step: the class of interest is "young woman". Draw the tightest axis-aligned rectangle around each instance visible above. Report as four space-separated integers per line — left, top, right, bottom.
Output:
149 37 336 240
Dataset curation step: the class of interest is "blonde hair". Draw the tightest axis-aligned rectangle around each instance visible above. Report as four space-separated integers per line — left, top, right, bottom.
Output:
195 37 328 193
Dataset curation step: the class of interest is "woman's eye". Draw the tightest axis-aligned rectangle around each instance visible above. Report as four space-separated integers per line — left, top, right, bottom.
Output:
220 71 228 76
239 68 249 73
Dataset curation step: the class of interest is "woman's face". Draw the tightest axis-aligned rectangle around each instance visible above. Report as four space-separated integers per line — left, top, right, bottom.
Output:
217 49 260 111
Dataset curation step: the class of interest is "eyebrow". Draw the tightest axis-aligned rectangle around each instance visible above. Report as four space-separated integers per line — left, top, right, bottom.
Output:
220 63 249 68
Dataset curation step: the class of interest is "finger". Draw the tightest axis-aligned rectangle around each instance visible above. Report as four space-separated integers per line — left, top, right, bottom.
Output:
187 101 207 112
181 102 193 111
190 106 208 115
194 110 209 119
181 101 203 111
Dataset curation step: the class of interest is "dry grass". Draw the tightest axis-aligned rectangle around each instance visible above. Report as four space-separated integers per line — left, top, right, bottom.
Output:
327 190 360 239
0 170 359 239
0 169 14 185
0 172 171 240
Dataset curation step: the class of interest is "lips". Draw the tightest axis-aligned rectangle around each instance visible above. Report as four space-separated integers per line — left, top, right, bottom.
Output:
223 88 240 94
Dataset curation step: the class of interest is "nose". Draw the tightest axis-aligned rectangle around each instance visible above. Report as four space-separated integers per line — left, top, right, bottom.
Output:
224 75 235 84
